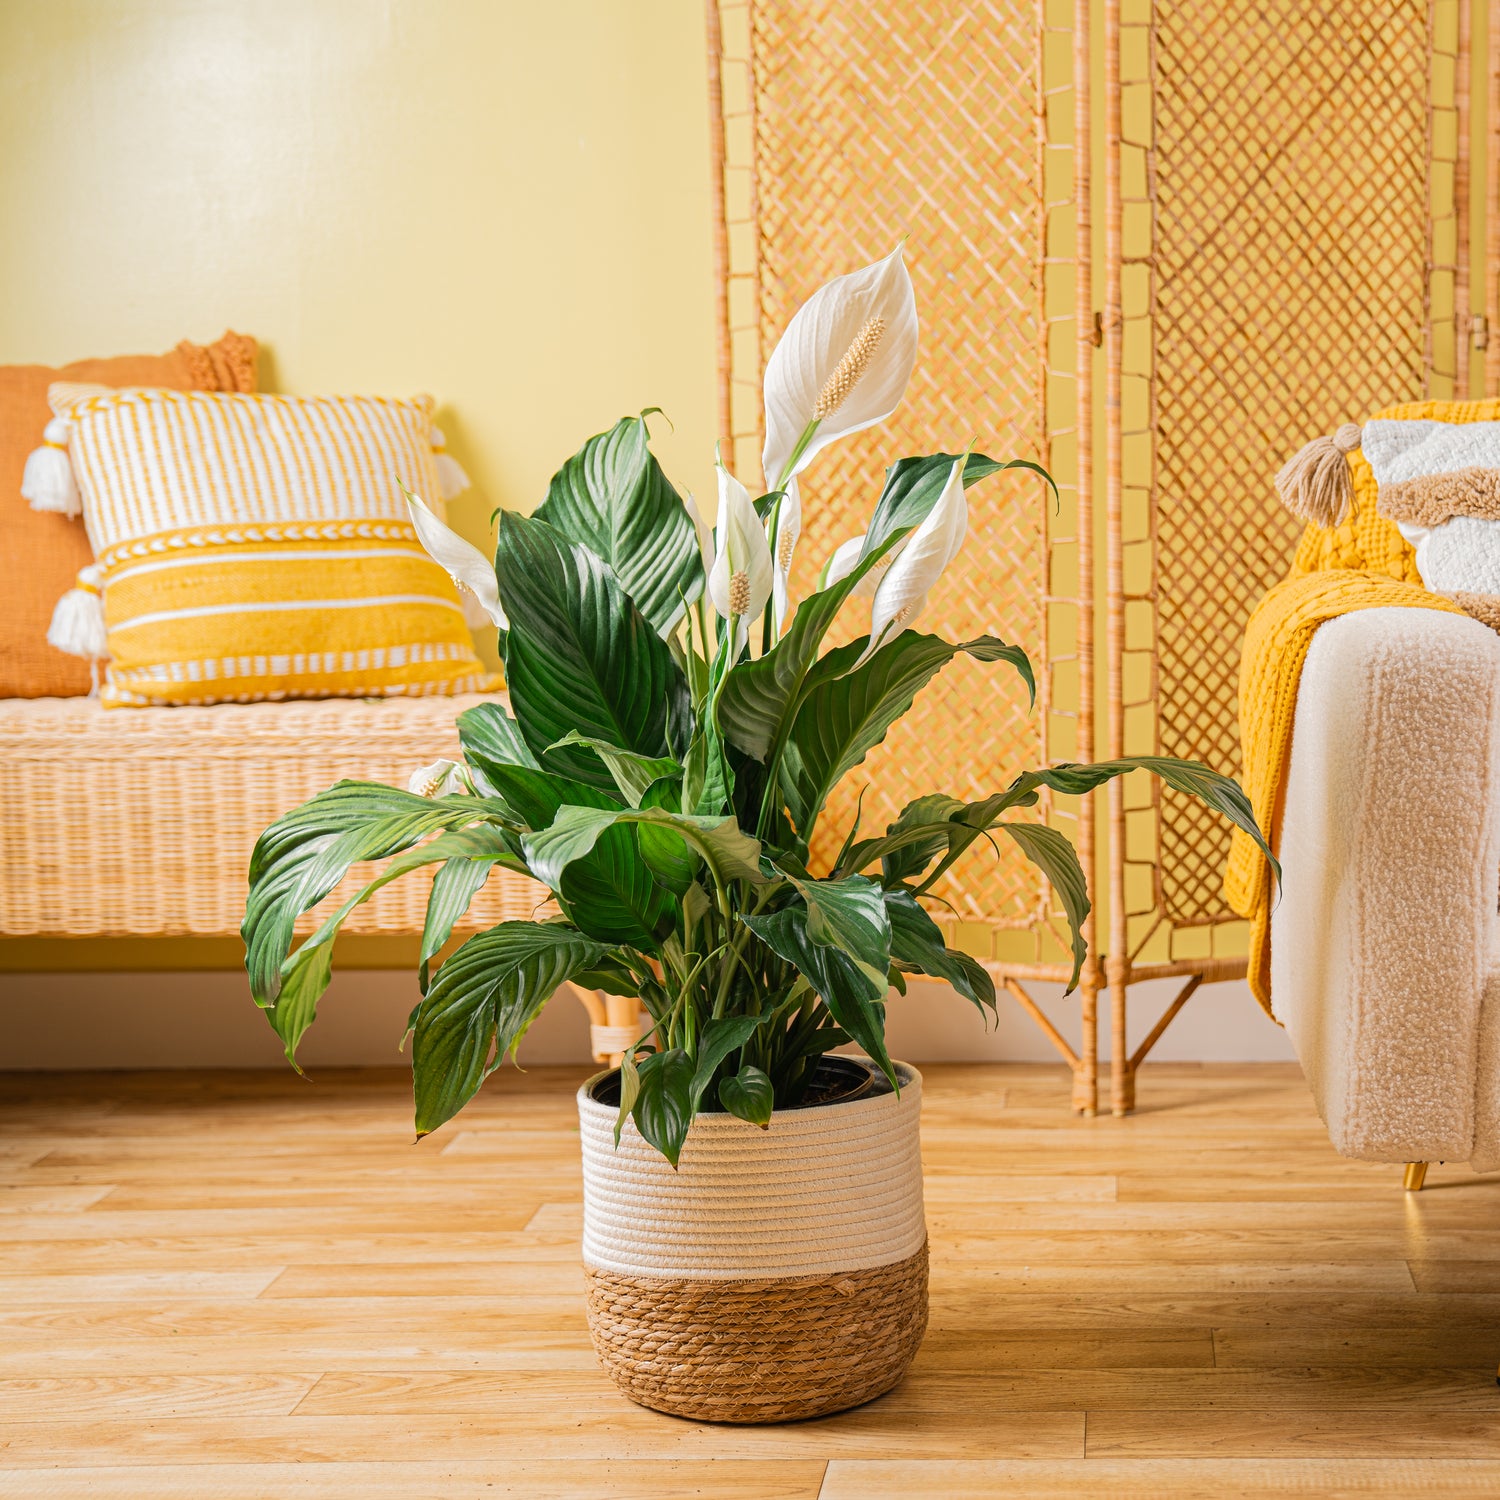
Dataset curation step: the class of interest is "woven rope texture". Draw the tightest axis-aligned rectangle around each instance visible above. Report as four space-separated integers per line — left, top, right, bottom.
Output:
584 1243 929 1422
578 1063 925 1280
0 695 542 937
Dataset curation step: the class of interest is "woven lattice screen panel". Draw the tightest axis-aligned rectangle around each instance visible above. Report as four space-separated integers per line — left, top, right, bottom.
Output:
741 0 1053 927
1148 0 1434 927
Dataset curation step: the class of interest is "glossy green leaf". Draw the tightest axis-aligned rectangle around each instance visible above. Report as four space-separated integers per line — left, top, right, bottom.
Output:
495 510 688 791
412 922 606 1135
613 1051 642 1147
555 825 677 947
682 721 735 817
533 414 703 635
779 871 891 968
884 887 995 1012
243 782 515 1007
420 853 504 992
456 701 542 781
877 794 965 884
781 633 1027 837
997 821 1091 990
743 904 894 1085
523 804 763 895
264 940 334 1069
861 452 1055 559
719 1065 775 1127
630 1048 696 1166
549 731 681 808
715 543 898 765
689 1013 771 1105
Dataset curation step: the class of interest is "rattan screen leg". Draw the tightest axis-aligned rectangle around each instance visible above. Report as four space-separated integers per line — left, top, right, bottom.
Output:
1107 957 1134 1115
1072 975 1099 1115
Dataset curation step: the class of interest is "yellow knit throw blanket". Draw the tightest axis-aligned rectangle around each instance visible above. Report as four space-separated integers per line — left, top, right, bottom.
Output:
1225 410 1470 1015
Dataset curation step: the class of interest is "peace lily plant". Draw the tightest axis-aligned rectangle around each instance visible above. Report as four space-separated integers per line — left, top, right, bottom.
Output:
243 247 1274 1164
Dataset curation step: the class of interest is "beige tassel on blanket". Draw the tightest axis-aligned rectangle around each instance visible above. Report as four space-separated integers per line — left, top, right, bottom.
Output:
1274 423 1363 529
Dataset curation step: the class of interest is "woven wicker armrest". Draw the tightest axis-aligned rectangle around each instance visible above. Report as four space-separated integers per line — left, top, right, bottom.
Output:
0 695 543 938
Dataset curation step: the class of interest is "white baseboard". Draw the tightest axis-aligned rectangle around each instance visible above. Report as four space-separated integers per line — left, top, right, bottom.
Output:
0 969 1294 1070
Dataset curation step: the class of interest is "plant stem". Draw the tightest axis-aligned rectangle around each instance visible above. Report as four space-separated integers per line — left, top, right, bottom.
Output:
711 881 778 1020
773 420 819 493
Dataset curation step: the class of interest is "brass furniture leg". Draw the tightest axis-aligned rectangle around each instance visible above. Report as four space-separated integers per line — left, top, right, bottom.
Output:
1403 1161 1429 1192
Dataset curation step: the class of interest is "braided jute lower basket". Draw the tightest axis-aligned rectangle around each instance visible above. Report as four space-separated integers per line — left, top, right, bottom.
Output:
577 1059 927 1423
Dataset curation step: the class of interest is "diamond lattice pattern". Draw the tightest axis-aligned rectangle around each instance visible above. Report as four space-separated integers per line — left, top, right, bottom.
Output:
749 0 1049 924
1152 0 1429 924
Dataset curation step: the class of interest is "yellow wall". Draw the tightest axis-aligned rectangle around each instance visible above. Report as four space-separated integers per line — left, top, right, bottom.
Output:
0 0 718 524
0 0 718 972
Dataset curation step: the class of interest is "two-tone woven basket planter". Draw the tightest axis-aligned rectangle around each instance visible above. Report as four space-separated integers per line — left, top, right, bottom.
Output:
577 1059 927 1423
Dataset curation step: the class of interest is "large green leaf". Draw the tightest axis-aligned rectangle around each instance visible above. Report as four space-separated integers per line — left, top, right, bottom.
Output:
533 415 703 635
495 510 689 790
743 904 895 1085
682 721 735 817
630 1048 697 1166
689 1013 771 1106
781 633 1029 837
715 545 896 765
260 824 521 1062
777 870 891 971
719 1065 775 1126
549 731 681 808
456 701 542 782
635 777 697 896
861 452 1055 560
997 822 1090 989
243 782 515 1006
842 757 1276 898
264 940 334 1068
555 826 677 947
1001 758 1277 883
411 922 606 1135
523 804 763 895
420 854 503 992
884 887 995 1012
878 794 965 884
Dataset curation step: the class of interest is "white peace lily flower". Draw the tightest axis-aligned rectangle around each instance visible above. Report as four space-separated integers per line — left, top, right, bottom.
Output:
769 475 801 630
403 488 508 630
408 759 468 798
706 462 774 651
683 491 715 580
761 245 918 489
858 455 968 665
822 530 908 598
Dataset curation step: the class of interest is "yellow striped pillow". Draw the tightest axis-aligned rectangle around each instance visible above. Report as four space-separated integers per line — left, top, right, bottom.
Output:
48 386 500 708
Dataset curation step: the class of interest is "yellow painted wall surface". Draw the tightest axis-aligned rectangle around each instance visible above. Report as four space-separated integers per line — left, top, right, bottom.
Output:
0 0 718 523
0 0 717 971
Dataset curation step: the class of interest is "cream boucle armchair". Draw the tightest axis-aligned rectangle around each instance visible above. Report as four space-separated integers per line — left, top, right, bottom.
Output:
1272 606 1500 1186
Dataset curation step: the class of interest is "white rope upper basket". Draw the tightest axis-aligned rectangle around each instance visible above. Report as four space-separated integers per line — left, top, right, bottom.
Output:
577 1062 925 1281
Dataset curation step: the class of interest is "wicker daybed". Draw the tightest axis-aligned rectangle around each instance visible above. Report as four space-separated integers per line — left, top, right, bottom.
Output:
0 695 541 939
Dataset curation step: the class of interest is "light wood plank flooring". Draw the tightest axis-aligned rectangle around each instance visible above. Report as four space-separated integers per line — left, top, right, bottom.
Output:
1 1062 1498 1497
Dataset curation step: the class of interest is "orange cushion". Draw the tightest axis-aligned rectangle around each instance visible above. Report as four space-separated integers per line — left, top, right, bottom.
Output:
0 333 257 697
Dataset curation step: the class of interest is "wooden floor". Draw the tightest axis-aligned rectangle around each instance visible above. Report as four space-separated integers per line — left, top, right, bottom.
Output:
1 1063 1499 1497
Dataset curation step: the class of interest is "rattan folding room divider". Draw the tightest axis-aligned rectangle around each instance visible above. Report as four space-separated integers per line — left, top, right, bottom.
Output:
705 0 1499 1114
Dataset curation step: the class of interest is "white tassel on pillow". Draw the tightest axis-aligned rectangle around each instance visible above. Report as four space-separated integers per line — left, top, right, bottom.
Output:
430 425 472 501
21 418 82 516
47 564 108 664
